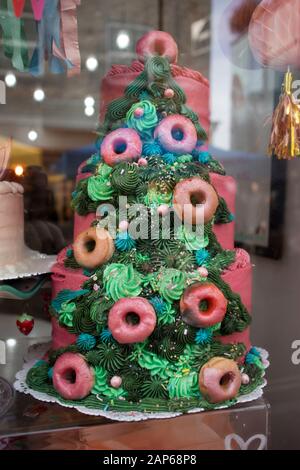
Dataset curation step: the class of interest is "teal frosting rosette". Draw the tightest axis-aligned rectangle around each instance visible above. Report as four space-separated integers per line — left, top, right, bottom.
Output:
126 100 158 138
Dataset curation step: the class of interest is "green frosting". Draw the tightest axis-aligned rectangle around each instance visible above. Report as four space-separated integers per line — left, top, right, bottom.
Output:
168 372 199 399
158 268 187 303
92 366 126 398
103 263 142 301
126 100 158 136
135 349 174 380
59 302 76 327
158 302 176 326
87 176 114 202
97 163 113 178
111 163 139 194
177 226 209 251
144 187 172 207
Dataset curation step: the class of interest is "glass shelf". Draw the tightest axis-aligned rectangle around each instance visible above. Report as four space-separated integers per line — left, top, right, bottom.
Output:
0 334 270 450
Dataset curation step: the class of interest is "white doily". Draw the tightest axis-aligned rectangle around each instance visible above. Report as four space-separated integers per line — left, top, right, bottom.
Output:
14 343 269 422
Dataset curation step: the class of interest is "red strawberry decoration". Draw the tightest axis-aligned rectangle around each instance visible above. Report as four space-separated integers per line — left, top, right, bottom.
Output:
16 314 34 336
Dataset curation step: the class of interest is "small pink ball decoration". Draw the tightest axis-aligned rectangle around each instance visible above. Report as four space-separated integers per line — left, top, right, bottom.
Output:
249 0 300 70
134 107 144 118
197 267 208 278
157 204 169 216
138 158 148 167
164 88 175 99
110 376 122 388
241 373 250 385
119 220 129 232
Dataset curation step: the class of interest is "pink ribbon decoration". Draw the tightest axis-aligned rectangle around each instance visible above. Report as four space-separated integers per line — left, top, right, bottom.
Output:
0 138 12 181
52 0 81 77
31 0 45 21
12 0 25 18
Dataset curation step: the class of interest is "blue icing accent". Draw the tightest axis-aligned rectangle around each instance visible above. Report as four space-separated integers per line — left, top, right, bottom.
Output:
198 151 212 164
229 213 235 222
76 333 97 351
66 249 73 258
195 328 213 345
162 153 177 164
83 269 94 277
115 232 136 252
48 367 53 380
72 191 78 199
149 296 166 315
87 152 101 165
139 91 150 100
249 347 261 358
51 289 89 313
142 141 162 156
100 329 113 343
195 249 210 266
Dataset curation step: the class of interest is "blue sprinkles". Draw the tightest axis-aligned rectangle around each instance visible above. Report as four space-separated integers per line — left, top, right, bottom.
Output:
195 328 213 345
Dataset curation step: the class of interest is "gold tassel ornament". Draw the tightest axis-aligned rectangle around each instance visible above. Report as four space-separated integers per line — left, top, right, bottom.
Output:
269 70 300 160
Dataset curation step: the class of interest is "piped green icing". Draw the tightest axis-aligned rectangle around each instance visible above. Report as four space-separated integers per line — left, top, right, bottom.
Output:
87 176 113 202
177 226 209 251
59 302 76 327
126 100 158 137
111 163 139 194
92 366 126 398
103 264 142 301
158 268 186 303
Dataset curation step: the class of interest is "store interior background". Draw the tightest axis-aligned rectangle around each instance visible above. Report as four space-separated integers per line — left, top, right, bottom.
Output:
0 0 300 449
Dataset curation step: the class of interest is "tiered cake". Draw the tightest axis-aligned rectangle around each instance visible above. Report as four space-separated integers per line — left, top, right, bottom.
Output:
24 31 266 418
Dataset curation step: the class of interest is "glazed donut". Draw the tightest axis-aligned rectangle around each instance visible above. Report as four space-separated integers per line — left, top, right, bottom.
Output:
108 297 157 344
136 30 178 63
52 352 94 400
199 357 241 403
180 282 227 328
173 177 219 224
73 227 114 269
101 128 142 167
154 115 197 154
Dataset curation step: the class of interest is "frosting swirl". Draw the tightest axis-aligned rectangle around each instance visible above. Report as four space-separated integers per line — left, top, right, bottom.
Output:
111 162 139 194
59 302 76 327
103 263 142 301
126 100 158 136
177 226 209 251
158 268 186 303
87 175 114 202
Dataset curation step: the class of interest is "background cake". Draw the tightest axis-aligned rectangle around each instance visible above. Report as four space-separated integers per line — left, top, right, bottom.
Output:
24 31 266 418
0 181 26 267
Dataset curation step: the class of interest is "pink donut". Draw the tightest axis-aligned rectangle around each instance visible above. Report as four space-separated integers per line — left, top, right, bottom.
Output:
180 283 228 328
154 115 197 154
52 352 94 400
199 357 241 403
108 297 157 344
136 30 178 64
101 128 142 167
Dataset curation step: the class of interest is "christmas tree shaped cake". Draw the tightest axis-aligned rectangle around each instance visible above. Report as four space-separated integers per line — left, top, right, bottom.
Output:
25 31 267 418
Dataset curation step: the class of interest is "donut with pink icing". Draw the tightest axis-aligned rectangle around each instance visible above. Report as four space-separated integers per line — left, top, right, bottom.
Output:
108 297 157 344
154 115 197 154
173 177 219 224
52 352 94 400
136 30 178 63
101 128 142 167
180 282 227 328
199 357 241 403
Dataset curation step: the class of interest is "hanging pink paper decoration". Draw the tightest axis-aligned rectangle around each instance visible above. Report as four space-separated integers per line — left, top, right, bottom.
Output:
12 0 25 18
52 0 81 77
31 0 45 21
249 0 300 70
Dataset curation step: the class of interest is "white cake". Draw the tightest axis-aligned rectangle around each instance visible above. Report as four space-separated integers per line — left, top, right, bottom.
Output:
0 181 25 266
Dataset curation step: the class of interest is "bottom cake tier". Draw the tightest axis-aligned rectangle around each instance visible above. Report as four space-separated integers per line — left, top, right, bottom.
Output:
17 247 268 418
